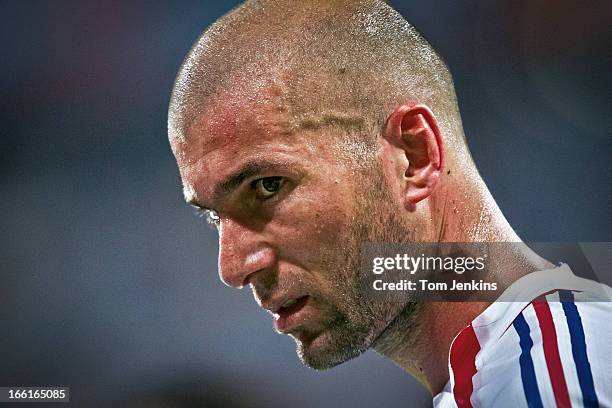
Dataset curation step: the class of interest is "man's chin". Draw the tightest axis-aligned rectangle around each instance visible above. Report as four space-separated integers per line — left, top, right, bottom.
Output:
291 327 370 370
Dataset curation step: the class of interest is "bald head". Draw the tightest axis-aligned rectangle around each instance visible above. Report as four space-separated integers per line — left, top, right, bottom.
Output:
168 0 467 159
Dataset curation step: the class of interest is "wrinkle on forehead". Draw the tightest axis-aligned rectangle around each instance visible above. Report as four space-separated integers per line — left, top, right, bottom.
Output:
182 80 295 155
178 75 369 162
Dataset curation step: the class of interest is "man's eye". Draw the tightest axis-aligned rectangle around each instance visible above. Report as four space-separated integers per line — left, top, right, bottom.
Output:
254 176 284 199
207 210 220 225
195 208 220 229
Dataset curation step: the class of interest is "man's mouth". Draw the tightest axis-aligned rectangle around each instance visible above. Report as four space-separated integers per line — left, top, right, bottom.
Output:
273 295 310 332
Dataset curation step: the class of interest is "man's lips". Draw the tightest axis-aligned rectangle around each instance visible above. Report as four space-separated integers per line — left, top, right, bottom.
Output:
262 292 307 314
274 295 310 332
261 294 311 332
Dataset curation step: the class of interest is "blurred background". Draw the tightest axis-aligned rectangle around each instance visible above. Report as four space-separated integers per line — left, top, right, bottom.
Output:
1 0 611 407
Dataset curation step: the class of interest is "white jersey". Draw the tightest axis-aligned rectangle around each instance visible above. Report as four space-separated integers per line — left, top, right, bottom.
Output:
433 264 612 408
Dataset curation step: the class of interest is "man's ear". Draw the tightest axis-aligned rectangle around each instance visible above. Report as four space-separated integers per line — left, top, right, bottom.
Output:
384 103 444 209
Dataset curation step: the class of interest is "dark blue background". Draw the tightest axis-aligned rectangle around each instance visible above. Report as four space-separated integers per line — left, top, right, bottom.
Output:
1 1 610 407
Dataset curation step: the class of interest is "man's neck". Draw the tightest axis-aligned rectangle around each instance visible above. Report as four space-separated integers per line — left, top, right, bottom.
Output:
374 184 553 395
374 300 490 394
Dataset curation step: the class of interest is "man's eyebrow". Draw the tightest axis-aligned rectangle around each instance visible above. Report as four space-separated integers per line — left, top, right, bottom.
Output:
191 160 289 207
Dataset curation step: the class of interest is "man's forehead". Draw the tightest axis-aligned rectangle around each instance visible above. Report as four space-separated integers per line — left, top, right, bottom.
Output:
174 81 304 206
182 81 297 158
172 73 368 204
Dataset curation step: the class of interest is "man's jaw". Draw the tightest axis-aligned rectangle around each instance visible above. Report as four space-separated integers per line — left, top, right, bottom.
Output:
371 301 422 359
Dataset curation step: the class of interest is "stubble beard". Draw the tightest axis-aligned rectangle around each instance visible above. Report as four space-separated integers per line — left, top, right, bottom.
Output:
296 164 420 370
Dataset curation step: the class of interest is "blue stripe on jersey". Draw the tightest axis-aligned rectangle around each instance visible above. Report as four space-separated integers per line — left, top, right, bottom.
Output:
513 312 544 408
559 290 599 407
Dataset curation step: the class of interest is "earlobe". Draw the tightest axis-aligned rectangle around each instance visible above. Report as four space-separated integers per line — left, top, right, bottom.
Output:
385 103 444 208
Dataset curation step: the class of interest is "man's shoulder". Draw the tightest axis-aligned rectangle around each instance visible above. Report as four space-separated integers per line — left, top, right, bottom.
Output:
477 290 612 407
442 279 612 408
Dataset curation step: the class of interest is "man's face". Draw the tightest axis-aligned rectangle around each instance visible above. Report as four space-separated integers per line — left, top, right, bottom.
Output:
172 86 412 369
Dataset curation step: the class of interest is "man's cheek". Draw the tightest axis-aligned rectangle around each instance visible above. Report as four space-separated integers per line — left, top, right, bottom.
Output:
272 199 352 253
273 222 347 263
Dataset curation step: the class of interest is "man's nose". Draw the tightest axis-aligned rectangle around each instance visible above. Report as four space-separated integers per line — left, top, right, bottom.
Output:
217 217 276 288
